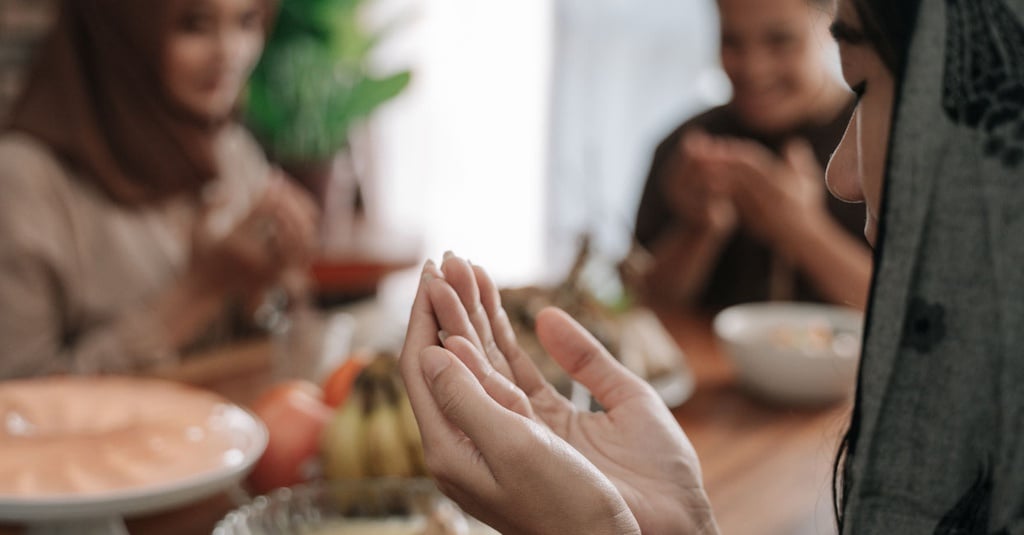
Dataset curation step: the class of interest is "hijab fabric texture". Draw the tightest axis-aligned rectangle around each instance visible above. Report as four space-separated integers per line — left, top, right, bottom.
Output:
842 0 1024 532
6 0 270 205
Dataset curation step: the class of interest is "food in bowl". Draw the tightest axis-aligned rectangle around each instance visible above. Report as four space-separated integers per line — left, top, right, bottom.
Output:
306 512 494 535
214 478 497 535
766 320 860 358
713 302 863 405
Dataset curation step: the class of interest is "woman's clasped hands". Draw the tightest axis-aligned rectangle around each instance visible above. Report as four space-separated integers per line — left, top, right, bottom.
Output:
399 252 719 535
190 171 318 298
667 130 829 252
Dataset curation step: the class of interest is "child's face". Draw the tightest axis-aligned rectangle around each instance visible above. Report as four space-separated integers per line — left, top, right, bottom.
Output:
825 0 895 247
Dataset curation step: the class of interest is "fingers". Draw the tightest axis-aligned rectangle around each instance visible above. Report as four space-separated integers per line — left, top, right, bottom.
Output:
442 336 535 420
679 129 712 160
438 253 514 379
783 139 824 183
399 262 447 450
471 264 552 397
400 265 497 496
263 177 319 264
419 345 526 463
407 347 501 504
534 307 654 410
427 278 487 354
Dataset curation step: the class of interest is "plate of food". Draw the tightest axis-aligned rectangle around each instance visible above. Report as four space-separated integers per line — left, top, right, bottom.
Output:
0 376 267 531
500 238 695 408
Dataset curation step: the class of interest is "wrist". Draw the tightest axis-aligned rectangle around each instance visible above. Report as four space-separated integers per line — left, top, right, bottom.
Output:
772 208 830 262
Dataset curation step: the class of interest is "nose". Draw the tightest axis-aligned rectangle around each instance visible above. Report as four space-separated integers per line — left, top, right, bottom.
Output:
825 108 865 203
214 28 251 70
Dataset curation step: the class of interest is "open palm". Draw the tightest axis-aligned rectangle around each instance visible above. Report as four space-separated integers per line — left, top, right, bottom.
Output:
428 254 717 535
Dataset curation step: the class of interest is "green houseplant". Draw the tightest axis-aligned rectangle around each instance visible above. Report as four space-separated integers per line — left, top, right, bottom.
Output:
245 0 411 201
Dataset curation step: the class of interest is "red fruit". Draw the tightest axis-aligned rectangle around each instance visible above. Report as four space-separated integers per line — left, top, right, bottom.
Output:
247 381 332 494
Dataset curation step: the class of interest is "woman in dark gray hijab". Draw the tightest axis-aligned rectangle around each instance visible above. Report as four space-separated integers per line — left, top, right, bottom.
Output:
833 0 1024 532
397 0 1024 533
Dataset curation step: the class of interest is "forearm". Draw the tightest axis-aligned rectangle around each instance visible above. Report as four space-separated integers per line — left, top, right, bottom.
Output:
643 223 730 307
152 270 230 350
779 215 872 310
72 273 230 374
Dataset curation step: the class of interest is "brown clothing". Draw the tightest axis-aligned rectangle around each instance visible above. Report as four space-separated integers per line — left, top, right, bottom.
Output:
634 102 865 309
0 125 269 378
5 0 277 206
7 0 223 205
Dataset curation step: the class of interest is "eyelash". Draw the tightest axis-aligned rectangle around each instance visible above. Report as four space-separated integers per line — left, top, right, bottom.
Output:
850 81 867 103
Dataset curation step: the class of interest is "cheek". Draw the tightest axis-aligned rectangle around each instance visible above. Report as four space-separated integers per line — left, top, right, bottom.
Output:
783 47 822 89
858 94 894 215
720 48 742 80
163 37 207 82
236 33 264 71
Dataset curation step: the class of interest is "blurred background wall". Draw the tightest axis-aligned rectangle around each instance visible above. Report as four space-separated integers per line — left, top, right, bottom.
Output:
367 0 726 287
544 0 727 285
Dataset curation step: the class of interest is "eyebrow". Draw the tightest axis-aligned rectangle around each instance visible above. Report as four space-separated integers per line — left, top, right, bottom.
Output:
829 20 868 44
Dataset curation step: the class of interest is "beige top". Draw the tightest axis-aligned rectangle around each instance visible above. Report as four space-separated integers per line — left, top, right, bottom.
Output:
0 125 270 378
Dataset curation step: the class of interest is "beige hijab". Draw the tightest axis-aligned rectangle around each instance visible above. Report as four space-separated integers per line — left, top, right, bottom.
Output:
6 0 274 205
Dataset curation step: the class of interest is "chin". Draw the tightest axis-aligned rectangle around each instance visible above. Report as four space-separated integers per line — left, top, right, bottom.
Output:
181 99 235 122
739 109 797 135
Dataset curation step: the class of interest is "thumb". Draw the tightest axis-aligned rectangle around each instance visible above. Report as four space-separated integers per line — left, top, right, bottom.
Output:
534 307 653 410
421 346 521 454
783 139 823 183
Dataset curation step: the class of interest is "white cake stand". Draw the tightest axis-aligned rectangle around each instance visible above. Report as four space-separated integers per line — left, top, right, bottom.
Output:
0 382 267 535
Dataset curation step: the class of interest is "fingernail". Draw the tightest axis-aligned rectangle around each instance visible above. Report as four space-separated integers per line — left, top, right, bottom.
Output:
421 348 452 380
438 330 449 342
422 260 436 281
443 250 455 262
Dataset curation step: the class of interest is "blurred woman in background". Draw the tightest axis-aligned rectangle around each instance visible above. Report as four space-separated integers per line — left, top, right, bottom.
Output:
0 0 317 378
634 0 872 310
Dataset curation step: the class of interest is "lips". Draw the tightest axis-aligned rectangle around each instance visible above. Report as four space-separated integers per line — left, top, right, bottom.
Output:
864 212 879 247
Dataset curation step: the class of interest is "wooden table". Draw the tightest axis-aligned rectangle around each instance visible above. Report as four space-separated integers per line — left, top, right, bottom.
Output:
0 308 850 535
663 309 851 535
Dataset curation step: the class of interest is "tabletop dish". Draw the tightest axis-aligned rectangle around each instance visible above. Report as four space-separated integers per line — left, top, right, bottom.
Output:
713 302 863 405
0 376 267 521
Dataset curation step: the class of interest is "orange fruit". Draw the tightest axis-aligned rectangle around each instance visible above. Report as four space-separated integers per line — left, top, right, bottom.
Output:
322 353 370 408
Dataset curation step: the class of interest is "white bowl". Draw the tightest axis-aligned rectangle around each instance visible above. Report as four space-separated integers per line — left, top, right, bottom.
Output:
713 302 863 405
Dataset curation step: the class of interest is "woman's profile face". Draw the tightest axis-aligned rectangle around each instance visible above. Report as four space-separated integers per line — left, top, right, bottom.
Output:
717 0 839 134
825 0 895 247
161 0 267 121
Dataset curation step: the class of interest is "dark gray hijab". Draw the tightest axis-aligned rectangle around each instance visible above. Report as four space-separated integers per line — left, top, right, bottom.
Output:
841 0 1024 532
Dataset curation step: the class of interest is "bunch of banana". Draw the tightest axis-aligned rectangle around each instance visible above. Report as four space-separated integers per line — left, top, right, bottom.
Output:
321 353 427 480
